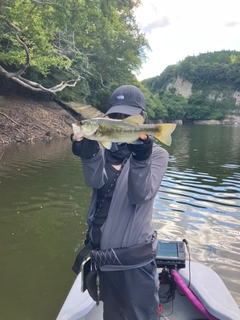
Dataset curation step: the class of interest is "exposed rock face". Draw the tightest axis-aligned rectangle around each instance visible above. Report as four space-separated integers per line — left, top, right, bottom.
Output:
192 112 240 125
208 91 224 101
233 91 240 105
193 120 221 125
223 111 240 125
173 77 240 107
173 77 193 98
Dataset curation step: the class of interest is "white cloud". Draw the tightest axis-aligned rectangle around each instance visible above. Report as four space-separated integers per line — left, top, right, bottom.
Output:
135 0 240 80
225 21 240 27
141 16 170 33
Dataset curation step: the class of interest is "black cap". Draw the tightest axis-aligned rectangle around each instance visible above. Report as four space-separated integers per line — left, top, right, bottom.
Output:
105 85 146 116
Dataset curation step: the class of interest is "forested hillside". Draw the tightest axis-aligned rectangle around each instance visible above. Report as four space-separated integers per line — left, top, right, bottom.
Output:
142 51 240 122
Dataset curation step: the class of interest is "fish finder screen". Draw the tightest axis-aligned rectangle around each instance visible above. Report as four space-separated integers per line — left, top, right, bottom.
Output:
157 242 178 258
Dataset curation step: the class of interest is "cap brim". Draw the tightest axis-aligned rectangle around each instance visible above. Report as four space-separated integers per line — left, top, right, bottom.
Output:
105 105 142 116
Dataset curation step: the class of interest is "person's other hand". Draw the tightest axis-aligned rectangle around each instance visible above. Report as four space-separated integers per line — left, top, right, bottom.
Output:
73 133 84 141
127 136 153 161
71 137 100 159
70 132 84 142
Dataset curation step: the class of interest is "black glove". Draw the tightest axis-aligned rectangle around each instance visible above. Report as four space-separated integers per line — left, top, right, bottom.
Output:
72 137 100 159
127 136 153 161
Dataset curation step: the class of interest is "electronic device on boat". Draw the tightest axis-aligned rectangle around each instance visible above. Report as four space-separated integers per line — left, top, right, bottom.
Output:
156 240 186 269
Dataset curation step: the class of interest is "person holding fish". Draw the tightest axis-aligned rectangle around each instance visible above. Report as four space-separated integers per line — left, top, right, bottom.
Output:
71 85 176 320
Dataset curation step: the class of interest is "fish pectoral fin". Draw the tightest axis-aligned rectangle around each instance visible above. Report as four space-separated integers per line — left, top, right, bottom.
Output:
154 123 176 146
101 141 112 149
123 114 144 124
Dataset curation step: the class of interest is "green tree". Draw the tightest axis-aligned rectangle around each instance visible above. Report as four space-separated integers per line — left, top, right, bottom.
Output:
142 65 176 97
161 91 187 120
0 0 149 103
140 85 167 120
185 105 211 120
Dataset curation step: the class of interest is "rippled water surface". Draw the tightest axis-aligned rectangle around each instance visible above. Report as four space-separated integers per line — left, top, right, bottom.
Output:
0 125 240 320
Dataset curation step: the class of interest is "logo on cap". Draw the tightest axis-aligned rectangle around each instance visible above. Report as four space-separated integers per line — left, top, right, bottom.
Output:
116 95 124 100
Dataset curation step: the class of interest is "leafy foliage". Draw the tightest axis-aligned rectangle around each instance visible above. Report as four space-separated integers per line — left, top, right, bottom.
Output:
0 0 149 106
140 85 167 120
161 90 188 120
0 0 68 74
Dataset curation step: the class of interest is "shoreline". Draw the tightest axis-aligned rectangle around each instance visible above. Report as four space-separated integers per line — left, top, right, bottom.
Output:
1 94 239 151
0 95 76 146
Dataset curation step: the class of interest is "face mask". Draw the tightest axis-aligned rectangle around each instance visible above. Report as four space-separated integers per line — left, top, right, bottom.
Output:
109 143 126 152
105 143 130 164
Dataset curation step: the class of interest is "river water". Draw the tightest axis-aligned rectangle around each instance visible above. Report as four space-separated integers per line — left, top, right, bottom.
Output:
0 124 240 320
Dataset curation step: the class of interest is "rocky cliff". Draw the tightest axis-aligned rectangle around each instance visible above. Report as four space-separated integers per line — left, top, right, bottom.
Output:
171 77 240 124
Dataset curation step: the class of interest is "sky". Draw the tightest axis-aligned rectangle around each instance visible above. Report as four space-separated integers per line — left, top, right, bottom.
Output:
134 0 240 80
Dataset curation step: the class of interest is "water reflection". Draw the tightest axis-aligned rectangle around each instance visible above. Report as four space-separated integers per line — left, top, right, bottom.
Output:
154 125 240 306
0 139 92 320
0 125 240 320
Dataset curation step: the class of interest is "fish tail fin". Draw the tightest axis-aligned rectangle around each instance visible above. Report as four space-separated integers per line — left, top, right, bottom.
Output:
153 123 176 146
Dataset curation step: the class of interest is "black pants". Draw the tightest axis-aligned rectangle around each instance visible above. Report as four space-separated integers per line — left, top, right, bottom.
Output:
100 261 159 320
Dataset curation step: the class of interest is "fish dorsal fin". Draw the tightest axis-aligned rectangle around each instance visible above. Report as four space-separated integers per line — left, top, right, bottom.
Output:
101 141 112 149
123 114 144 124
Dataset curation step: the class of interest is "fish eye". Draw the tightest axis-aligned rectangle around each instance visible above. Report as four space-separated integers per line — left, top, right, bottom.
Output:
79 121 83 125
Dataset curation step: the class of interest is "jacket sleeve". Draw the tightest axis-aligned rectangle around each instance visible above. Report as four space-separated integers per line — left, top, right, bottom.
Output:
127 144 169 204
81 146 106 189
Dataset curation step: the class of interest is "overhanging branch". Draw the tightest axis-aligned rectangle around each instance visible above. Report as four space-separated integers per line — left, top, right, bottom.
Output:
0 21 82 94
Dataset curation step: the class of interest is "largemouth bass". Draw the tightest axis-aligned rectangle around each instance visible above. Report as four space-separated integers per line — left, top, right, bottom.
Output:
72 114 176 148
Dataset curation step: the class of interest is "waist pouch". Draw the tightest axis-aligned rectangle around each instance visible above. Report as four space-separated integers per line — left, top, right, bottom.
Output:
72 232 157 275
91 231 158 268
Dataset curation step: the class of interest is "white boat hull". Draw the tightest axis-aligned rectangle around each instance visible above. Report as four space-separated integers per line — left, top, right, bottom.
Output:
57 262 240 320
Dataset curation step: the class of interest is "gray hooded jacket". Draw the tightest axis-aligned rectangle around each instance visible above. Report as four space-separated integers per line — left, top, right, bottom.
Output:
81 143 169 271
